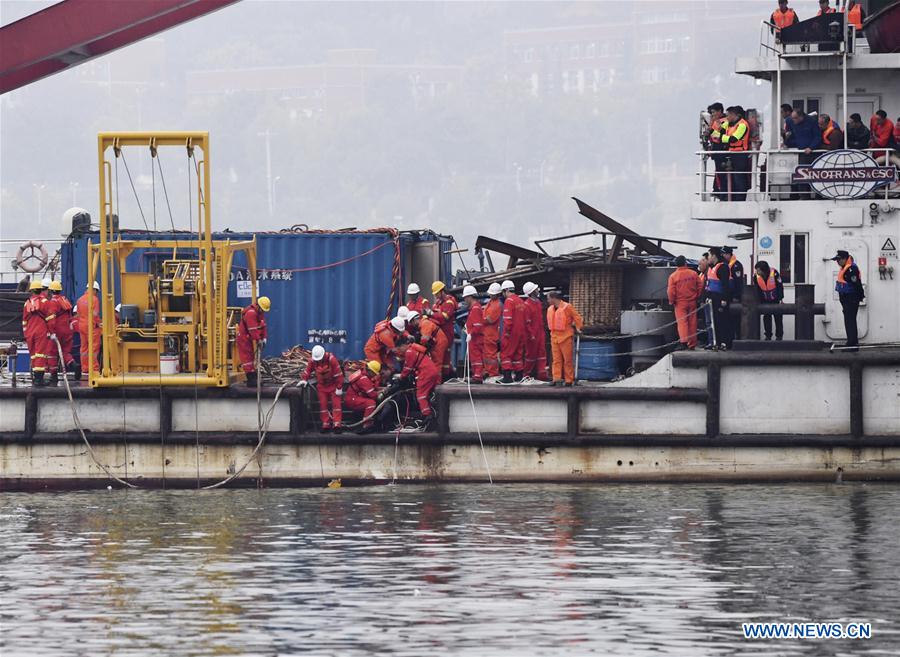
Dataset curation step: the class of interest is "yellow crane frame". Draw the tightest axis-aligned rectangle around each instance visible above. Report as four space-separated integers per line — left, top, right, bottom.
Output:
88 132 257 387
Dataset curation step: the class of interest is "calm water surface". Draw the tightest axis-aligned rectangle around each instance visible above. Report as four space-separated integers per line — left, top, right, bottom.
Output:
1 484 899 656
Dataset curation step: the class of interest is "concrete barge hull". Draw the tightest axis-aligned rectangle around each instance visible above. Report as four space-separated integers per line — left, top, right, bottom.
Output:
2 349 899 489
2 438 900 490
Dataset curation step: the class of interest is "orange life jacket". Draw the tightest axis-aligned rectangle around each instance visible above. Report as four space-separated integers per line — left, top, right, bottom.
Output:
772 7 798 29
817 7 836 15
725 119 750 151
845 3 862 29
755 270 779 302
835 256 862 294
822 120 836 146
705 262 727 295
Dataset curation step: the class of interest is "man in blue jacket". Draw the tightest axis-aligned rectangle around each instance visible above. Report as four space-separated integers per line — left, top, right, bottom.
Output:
831 250 865 350
790 109 821 199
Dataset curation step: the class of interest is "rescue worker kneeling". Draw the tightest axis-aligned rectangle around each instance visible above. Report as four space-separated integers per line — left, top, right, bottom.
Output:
344 360 383 434
397 337 442 427
297 345 344 433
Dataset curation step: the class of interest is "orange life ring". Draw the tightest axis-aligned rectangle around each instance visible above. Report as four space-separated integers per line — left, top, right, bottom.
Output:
15 241 49 273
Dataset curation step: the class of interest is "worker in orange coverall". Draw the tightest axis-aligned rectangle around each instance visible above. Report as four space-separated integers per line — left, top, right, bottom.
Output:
398 339 442 425
522 281 549 381
405 283 431 315
546 291 583 387
499 279 525 383
298 344 345 433
429 281 458 379
667 255 703 350
364 315 406 373
407 310 449 377
22 279 52 386
461 285 485 383
344 360 383 433
74 281 101 378
482 282 502 378
236 296 269 388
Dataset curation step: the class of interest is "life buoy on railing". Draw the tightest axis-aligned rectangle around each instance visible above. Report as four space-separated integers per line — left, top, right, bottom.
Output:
14 241 49 273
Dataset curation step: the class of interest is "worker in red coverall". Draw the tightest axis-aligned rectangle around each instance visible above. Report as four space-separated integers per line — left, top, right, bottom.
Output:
522 281 549 381
298 344 345 433
75 281 102 378
667 256 703 350
407 310 449 378
429 281 458 379
364 315 406 373
462 285 485 383
499 279 526 383
344 360 383 433
398 339 442 425
482 282 502 378
22 279 53 386
406 283 431 315
37 277 62 385
236 296 269 388
47 280 78 380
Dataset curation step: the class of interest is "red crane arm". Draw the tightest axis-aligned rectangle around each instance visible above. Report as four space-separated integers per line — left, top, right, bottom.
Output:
0 0 240 95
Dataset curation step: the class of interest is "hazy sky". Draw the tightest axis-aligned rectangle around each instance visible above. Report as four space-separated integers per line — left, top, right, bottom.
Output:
1 0 829 266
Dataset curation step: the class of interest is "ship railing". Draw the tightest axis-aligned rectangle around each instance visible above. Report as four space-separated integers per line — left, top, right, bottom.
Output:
757 18 864 57
695 147 899 203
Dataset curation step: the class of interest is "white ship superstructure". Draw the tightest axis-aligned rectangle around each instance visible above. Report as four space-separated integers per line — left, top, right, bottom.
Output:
693 18 900 344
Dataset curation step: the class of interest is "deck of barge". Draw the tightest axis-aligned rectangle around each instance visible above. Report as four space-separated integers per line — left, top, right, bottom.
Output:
2 346 899 489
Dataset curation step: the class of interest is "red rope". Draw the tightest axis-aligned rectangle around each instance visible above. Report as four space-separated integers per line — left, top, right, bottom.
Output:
232 240 393 273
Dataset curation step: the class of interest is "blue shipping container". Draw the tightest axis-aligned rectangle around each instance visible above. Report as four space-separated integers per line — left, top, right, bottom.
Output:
61 230 453 361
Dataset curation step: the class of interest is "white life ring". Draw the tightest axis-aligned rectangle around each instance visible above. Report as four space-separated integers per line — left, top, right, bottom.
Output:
15 241 49 273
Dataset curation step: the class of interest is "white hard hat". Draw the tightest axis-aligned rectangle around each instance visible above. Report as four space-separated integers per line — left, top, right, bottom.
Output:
406 310 420 322
487 282 502 296
41 277 52 288
500 280 515 291
407 283 420 295
311 345 325 361
397 305 409 319
462 285 477 298
390 316 406 332
115 304 121 313
92 281 101 291
523 281 538 296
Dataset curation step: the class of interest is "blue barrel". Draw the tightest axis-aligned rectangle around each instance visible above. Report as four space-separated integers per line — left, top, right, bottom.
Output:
576 339 619 381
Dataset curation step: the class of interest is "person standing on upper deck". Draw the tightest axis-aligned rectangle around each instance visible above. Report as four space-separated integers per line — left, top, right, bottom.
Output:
818 114 844 151
667 256 703 350
781 104 797 148
816 0 836 15
706 102 728 199
770 0 798 34
846 114 871 150
844 0 866 30
831 250 865 350
869 111 896 151
789 110 822 199
720 106 750 202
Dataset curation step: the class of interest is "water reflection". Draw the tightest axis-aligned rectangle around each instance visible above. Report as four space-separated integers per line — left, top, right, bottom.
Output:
1 484 898 656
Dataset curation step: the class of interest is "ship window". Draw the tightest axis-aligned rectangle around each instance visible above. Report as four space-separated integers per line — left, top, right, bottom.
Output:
778 232 808 285
806 98 820 114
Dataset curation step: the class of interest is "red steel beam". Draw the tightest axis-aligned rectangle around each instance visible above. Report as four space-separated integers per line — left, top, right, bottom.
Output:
0 0 240 94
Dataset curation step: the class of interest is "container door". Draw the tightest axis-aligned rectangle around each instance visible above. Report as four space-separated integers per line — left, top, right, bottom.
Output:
405 241 440 302
823 238 868 340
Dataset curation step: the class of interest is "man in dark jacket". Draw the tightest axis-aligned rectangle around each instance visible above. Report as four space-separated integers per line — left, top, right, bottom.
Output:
831 250 865 350
754 261 785 340
846 113 871 150
790 110 821 199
